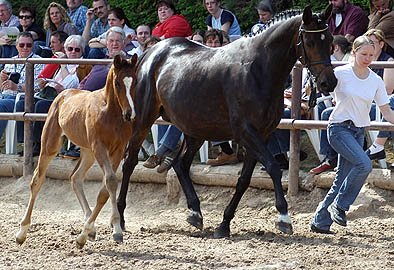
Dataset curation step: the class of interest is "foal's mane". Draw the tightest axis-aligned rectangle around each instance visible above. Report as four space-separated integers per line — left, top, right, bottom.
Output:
250 9 303 37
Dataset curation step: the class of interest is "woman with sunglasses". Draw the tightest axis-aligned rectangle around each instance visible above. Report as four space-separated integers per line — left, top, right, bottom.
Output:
0 32 44 146
15 35 92 157
43 2 78 48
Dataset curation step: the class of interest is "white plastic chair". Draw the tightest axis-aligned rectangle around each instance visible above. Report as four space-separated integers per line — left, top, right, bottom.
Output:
367 105 387 169
5 93 24 154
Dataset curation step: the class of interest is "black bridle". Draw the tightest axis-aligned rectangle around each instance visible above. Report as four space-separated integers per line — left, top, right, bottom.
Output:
297 25 332 110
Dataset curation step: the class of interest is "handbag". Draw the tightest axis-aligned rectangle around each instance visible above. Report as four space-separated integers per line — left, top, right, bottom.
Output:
34 86 58 101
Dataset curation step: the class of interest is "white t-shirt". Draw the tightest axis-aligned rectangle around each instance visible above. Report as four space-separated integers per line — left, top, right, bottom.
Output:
329 64 389 127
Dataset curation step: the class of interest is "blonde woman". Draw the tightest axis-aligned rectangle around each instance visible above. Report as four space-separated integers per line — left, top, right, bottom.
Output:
43 2 78 46
311 36 394 234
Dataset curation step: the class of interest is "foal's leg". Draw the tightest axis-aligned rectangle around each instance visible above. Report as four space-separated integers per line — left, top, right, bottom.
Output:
70 148 96 240
16 121 63 244
214 151 257 238
172 135 204 230
239 122 292 234
76 143 123 249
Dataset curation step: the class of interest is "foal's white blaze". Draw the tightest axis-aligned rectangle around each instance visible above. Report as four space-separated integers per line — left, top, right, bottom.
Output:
277 213 292 224
123 76 136 120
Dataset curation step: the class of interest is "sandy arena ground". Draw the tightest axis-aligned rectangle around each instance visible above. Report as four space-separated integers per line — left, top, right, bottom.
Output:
1 175 394 270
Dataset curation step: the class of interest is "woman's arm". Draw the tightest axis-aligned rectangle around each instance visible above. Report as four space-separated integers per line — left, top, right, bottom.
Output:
380 103 394 124
383 58 394 95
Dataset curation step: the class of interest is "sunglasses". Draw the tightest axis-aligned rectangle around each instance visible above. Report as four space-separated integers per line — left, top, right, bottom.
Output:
66 47 81 52
18 43 33 48
19 15 32 19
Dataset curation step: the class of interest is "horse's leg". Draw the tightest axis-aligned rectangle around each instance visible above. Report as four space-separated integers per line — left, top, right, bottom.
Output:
118 129 150 230
69 148 96 241
16 121 63 245
214 151 257 238
172 135 204 230
75 143 122 248
239 123 292 234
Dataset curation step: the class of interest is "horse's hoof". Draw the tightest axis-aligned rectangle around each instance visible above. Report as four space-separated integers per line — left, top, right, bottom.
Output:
186 212 203 230
113 233 123 243
88 231 96 241
15 234 26 245
76 235 87 249
213 224 230 239
275 220 293 235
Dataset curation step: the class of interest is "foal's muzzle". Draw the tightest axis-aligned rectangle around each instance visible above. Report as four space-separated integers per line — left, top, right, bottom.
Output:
123 110 135 122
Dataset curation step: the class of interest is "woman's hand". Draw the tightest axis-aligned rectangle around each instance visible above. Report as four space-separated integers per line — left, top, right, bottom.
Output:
380 103 394 124
54 51 66 58
1 80 17 90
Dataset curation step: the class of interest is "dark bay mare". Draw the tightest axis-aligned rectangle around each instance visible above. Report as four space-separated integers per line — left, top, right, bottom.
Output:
118 5 337 238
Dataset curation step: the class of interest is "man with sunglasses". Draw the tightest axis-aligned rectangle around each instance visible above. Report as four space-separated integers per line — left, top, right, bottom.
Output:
82 0 110 43
0 32 44 146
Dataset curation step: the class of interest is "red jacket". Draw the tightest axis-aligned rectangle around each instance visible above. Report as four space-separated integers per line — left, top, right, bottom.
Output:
152 14 192 39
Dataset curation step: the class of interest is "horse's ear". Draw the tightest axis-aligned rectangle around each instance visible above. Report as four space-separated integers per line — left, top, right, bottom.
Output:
128 54 138 68
113 54 123 70
321 4 333 22
302 5 313 25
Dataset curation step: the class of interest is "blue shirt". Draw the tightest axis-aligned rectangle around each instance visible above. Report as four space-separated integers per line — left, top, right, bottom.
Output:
91 18 109 38
67 5 88 35
206 9 241 36
1 14 20 27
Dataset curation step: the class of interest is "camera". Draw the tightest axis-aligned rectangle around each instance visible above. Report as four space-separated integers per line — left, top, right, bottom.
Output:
7 72 21 84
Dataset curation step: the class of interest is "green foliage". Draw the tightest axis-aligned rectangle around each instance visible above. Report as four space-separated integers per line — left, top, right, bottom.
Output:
9 0 372 36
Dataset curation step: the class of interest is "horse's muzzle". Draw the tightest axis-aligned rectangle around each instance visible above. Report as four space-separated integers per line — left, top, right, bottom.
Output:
317 76 337 94
123 110 135 122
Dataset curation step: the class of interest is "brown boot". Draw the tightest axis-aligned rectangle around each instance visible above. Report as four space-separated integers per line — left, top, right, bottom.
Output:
206 152 238 166
143 154 162 169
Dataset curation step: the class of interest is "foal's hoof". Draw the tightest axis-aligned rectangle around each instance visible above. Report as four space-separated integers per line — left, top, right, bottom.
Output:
275 220 293 235
213 223 230 239
88 231 96 241
15 234 26 245
186 212 203 230
113 233 123 243
75 236 87 249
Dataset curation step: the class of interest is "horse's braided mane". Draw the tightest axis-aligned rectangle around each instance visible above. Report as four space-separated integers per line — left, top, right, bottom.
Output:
248 9 303 37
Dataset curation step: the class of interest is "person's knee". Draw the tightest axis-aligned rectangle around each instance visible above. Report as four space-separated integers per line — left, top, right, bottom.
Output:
358 158 373 174
15 100 24 112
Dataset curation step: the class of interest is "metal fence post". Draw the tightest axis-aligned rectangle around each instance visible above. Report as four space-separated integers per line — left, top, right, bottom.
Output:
23 62 34 177
288 64 302 196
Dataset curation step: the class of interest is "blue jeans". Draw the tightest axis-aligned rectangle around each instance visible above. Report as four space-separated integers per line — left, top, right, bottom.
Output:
157 125 182 152
0 94 17 140
16 99 52 143
319 104 377 160
377 94 394 138
312 122 372 230
267 108 291 156
1 45 18 58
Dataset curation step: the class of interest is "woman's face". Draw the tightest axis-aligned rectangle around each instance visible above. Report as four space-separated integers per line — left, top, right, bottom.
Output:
157 4 174 23
49 7 62 26
258 10 272 24
108 13 124 27
354 44 375 68
372 0 389 11
65 41 83 59
368 34 384 60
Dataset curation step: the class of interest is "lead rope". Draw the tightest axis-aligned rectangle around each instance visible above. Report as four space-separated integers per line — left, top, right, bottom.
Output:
307 73 317 112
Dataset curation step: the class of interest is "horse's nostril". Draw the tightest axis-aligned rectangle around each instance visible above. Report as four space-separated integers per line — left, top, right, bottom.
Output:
124 111 131 121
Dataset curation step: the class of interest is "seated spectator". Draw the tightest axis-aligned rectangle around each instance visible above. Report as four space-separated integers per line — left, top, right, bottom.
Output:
82 0 110 43
0 0 20 59
128 24 151 57
191 30 205 43
43 2 79 47
18 7 46 58
311 29 394 174
203 0 241 41
152 0 192 39
16 35 89 157
368 0 394 57
331 35 352 61
250 0 276 35
88 7 136 59
66 0 88 35
326 0 368 42
0 32 44 143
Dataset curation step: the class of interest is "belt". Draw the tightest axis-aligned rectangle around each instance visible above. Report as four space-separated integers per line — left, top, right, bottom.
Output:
343 120 355 126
